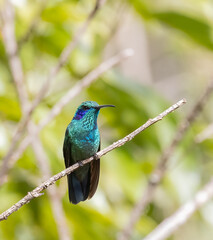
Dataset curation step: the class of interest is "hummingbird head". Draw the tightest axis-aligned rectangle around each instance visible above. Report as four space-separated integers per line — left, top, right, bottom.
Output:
73 101 115 121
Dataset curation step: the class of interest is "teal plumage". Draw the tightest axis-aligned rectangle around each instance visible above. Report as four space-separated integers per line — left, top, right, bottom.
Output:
63 101 115 204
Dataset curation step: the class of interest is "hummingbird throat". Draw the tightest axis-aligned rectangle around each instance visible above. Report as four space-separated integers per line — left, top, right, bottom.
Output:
73 109 89 120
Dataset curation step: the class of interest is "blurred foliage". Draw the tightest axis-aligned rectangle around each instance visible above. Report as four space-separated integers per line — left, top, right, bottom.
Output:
131 0 213 49
1 0 213 240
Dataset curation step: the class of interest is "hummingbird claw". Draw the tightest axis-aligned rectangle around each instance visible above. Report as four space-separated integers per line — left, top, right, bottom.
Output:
94 153 99 161
78 161 84 167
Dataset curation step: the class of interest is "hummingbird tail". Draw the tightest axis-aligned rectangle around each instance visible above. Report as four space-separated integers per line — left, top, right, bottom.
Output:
67 170 90 204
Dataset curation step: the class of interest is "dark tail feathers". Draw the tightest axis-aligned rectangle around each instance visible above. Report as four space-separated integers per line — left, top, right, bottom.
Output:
67 170 90 204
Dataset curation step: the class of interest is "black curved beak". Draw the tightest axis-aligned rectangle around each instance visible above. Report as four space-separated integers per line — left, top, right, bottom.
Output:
95 104 115 109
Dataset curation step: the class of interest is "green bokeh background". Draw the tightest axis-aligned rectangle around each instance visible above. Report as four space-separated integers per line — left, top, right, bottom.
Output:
1 0 213 239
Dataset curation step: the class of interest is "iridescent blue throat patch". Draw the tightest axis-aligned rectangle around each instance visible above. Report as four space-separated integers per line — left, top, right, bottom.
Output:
73 109 88 120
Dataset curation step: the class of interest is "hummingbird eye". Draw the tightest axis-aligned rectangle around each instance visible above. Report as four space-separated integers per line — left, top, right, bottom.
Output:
83 106 90 110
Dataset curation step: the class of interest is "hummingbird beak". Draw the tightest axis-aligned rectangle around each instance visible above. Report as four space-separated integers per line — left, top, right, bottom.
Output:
95 104 115 109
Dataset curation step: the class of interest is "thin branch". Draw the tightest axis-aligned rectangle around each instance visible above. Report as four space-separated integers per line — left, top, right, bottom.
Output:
38 48 133 130
0 0 31 178
0 99 186 221
143 177 213 240
30 0 106 112
0 0 105 179
1 0 29 112
118 80 213 240
1 2 70 238
0 48 134 186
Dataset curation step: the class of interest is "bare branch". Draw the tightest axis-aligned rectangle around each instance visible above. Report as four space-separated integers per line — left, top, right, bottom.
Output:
1 0 29 112
118 80 213 240
30 0 105 112
0 48 134 186
1 2 70 238
0 99 186 221
38 48 134 130
0 0 105 178
143 177 213 240
0 1 31 171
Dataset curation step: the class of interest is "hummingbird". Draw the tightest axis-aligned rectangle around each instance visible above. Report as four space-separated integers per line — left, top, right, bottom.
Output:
63 101 115 204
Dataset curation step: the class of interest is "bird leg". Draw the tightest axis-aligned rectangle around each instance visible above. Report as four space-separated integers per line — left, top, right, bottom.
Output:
78 161 84 167
93 153 99 161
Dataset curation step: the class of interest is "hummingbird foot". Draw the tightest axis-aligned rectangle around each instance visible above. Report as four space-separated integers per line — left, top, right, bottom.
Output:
94 153 99 161
78 161 84 167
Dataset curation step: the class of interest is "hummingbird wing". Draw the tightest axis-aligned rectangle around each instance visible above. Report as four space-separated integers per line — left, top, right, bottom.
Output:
63 133 77 203
63 130 91 204
88 144 100 199
63 131 72 169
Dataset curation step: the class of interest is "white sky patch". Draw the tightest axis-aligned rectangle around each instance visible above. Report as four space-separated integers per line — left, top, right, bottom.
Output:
10 0 26 7
0 78 5 94
170 168 201 203
89 191 110 214
0 126 8 150
203 2 213 22
202 202 213 226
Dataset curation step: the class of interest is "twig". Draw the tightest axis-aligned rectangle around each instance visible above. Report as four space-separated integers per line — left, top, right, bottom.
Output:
38 48 133 130
0 99 186 221
118 80 213 240
1 2 70 239
0 1 32 176
1 0 29 112
143 177 213 240
0 0 105 179
0 48 134 186
30 0 106 112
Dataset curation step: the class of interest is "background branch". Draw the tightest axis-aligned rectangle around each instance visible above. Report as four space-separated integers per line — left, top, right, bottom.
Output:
1 0 29 112
1 2 70 239
0 48 134 186
0 0 105 180
29 0 106 113
0 99 186 221
118 80 213 240
143 177 213 240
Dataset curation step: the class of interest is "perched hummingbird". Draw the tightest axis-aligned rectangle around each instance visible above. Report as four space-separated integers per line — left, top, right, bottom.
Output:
63 101 115 204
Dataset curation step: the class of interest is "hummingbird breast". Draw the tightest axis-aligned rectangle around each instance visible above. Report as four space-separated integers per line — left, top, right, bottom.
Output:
71 126 100 161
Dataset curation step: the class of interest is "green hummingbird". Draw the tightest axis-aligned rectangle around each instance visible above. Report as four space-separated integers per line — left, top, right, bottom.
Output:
63 101 115 204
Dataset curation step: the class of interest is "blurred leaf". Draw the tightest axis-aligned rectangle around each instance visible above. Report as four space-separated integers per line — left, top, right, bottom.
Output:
130 0 213 50
2 0 213 239
154 11 213 50
33 25 71 56
42 3 85 23
0 96 21 121
129 0 153 19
